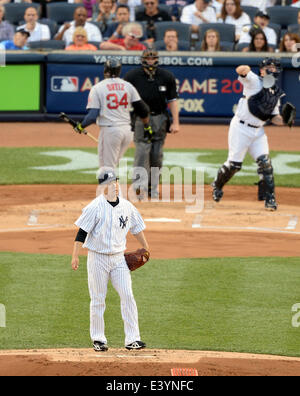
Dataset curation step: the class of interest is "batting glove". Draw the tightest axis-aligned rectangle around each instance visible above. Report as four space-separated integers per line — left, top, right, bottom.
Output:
74 122 84 134
144 124 154 142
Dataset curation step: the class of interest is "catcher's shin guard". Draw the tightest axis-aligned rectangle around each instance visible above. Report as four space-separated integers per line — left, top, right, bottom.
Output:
256 155 277 210
212 162 242 202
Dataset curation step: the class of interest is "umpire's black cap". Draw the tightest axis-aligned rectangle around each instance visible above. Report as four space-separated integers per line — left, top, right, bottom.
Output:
98 170 119 185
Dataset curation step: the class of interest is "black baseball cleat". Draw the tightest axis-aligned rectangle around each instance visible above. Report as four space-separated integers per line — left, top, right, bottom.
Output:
265 197 278 211
93 341 108 352
125 341 146 350
211 182 223 202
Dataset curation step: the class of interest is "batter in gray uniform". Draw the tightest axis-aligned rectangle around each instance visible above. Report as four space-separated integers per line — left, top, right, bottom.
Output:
75 58 150 179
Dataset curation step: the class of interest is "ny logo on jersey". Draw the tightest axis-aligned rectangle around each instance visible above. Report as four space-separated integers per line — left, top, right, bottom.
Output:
119 216 128 229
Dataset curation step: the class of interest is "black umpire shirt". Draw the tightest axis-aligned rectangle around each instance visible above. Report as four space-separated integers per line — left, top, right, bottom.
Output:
124 67 178 115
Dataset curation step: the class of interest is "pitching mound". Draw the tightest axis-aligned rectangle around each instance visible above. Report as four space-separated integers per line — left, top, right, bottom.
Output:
1 348 300 376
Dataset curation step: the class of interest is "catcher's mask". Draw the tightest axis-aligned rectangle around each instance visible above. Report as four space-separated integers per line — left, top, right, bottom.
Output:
104 57 122 79
141 49 159 78
259 57 282 79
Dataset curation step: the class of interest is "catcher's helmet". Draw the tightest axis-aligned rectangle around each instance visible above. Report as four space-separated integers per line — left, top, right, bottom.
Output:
259 57 282 77
141 48 159 72
104 57 122 78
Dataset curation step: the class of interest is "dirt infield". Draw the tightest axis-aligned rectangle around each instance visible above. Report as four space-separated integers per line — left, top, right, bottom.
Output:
1 348 300 376
1 123 300 376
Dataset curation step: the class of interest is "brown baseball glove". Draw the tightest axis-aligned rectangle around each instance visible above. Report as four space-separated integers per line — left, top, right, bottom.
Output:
125 248 150 271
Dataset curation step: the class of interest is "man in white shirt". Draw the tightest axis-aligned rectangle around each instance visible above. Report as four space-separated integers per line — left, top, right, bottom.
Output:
181 0 217 33
238 11 277 46
17 7 50 42
240 0 276 12
292 1 300 7
55 6 102 45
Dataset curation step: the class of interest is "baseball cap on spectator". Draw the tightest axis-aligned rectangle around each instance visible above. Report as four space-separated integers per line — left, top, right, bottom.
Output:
98 170 119 185
255 11 270 20
18 28 30 38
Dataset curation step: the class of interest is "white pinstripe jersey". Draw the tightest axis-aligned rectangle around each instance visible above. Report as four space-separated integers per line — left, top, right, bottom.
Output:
75 195 145 254
87 77 141 127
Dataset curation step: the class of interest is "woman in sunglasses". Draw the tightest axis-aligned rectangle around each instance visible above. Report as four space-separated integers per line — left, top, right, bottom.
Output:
100 22 147 50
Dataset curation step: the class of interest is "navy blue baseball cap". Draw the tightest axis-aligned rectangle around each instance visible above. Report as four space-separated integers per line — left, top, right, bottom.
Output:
98 170 119 185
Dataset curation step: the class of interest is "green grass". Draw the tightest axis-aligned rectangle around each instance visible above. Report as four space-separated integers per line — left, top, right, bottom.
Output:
1 252 300 356
0 147 300 187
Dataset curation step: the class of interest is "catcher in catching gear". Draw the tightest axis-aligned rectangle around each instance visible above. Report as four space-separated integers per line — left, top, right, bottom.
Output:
212 57 296 211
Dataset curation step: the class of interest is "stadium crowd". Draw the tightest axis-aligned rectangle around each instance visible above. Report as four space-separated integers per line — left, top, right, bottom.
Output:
0 0 299 52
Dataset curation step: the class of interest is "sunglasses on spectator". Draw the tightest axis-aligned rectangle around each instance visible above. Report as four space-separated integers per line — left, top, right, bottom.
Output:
75 35 86 38
128 32 139 38
145 2 155 5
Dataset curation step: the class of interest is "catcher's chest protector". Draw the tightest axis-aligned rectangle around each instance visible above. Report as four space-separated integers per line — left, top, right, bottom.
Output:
248 84 285 121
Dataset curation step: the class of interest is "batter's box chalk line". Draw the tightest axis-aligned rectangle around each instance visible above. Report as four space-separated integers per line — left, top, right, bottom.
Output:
171 368 198 376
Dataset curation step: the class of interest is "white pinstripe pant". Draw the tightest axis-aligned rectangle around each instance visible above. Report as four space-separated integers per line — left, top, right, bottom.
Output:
87 250 141 346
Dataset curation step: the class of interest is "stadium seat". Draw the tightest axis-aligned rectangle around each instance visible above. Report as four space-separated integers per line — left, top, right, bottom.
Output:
274 0 293 5
241 6 259 23
154 21 191 41
46 3 82 25
267 6 299 29
235 42 250 51
134 5 173 20
198 23 236 43
288 24 300 35
195 41 235 51
28 40 65 50
4 3 40 25
268 22 282 44
154 39 190 50
39 18 58 39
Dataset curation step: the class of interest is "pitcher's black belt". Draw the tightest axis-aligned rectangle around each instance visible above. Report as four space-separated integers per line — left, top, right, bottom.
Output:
240 120 260 129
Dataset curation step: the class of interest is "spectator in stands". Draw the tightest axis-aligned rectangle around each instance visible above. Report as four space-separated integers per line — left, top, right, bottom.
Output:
180 0 217 35
135 0 172 40
0 5 14 42
82 0 99 19
238 11 277 47
240 0 275 12
0 29 29 50
0 0 11 4
117 0 142 22
201 28 221 51
100 21 146 49
211 0 224 15
159 0 193 21
219 0 251 41
279 32 300 52
17 7 50 42
103 4 130 40
155 28 185 50
242 29 273 52
92 0 117 33
292 0 300 7
55 6 102 45
65 26 98 50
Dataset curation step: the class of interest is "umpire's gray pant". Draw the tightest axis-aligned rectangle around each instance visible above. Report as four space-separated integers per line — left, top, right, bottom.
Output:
133 114 168 194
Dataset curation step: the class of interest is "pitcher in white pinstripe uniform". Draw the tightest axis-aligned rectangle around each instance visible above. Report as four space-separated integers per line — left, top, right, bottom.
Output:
71 170 150 352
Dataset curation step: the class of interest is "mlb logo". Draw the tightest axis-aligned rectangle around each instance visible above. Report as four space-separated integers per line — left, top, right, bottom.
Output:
51 76 79 92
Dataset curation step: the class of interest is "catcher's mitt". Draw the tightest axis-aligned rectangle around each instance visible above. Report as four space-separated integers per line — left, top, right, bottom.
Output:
282 102 296 128
125 248 150 271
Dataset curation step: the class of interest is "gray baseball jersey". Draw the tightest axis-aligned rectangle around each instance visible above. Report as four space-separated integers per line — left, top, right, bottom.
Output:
87 77 141 127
